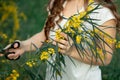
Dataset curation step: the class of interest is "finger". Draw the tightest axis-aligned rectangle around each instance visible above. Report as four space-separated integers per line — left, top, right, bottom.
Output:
59 49 70 55
6 48 21 59
11 42 20 49
60 32 68 40
3 44 11 50
52 41 56 46
52 40 67 50
59 49 66 54
58 43 67 50
60 32 73 45
7 55 18 60
7 52 20 60
55 39 68 46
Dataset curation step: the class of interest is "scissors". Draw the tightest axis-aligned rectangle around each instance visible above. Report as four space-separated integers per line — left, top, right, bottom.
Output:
0 41 21 60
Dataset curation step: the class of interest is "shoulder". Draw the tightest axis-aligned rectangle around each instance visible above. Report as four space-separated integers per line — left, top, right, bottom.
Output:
94 4 112 14
90 3 115 25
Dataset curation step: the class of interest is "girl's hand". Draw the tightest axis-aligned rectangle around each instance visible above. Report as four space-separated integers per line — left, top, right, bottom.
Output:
4 40 25 60
7 47 25 60
53 32 73 55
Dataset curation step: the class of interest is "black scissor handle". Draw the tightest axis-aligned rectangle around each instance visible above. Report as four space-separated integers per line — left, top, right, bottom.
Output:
4 41 21 60
10 41 21 49
5 52 20 60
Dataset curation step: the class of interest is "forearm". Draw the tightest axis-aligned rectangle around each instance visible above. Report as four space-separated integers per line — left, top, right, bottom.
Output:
69 45 112 66
21 29 46 52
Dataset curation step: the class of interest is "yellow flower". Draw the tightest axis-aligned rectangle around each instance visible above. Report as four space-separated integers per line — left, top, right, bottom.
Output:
5 77 12 80
12 77 17 80
26 61 36 67
12 70 17 73
0 13 9 22
48 48 55 54
55 29 64 40
87 0 94 11
87 6 94 11
2 33 8 39
89 0 94 4
78 11 87 19
96 48 104 61
1 60 6 63
40 51 49 60
76 35 82 44
19 12 27 21
1 1 20 40
9 39 15 43
94 29 106 37
88 30 94 37
5 70 19 80
104 37 116 44
15 73 19 77
64 22 75 34
26 62 33 67
116 41 120 48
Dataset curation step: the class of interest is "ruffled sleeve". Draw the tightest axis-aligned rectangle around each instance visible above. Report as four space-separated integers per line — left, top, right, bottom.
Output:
90 5 116 25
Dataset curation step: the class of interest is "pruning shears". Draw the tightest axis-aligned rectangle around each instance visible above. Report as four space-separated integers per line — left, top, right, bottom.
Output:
0 41 21 60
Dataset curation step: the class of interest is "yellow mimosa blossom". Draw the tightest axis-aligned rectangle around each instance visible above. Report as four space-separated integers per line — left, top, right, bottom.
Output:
58 48 61 52
0 13 9 22
87 6 94 11
12 77 17 80
48 48 55 54
19 12 27 21
116 41 120 48
76 35 82 44
1 60 6 63
26 60 36 67
64 22 75 34
12 70 19 77
40 51 49 60
96 48 105 61
94 29 105 36
55 29 64 40
104 37 116 44
0 1 21 41
5 77 11 80
88 30 94 36
78 11 87 19
9 39 14 43
1 33 8 39
26 62 33 67
12 70 17 73
5 70 19 80
89 0 94 4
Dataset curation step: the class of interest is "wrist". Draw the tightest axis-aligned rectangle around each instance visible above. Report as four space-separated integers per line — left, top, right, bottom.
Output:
67 44 74 57
20 40 27 52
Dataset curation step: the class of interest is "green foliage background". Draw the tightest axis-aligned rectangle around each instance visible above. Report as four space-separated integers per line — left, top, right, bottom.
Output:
0 0 120 80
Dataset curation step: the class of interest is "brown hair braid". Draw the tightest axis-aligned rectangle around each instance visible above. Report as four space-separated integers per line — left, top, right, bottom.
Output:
44 0 120 40
44 0 65 40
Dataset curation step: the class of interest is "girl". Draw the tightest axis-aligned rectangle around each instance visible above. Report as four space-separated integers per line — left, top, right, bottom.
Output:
5 0 120 80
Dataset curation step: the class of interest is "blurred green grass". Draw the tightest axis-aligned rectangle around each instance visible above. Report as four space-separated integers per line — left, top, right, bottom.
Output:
16 0 48 39
16 0 120 80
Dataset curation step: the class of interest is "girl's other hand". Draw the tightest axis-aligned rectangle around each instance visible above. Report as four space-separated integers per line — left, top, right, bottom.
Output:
53 32 73 55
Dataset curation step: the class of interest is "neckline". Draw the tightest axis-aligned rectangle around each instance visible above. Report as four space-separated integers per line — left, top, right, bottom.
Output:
61 7 84 19
61 1 85 19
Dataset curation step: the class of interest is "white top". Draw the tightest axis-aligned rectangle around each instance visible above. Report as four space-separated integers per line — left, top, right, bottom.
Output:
45 3 115 80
